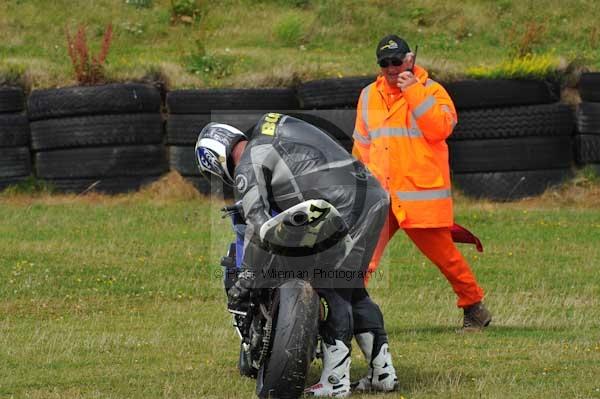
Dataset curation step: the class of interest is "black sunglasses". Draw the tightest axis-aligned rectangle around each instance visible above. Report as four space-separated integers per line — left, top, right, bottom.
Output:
378 56 404 68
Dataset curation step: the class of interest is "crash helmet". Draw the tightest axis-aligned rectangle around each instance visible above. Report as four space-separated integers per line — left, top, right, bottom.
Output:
195 122 247 185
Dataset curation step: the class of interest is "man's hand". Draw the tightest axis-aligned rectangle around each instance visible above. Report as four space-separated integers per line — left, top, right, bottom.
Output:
227 269 255 313
397 71 418 91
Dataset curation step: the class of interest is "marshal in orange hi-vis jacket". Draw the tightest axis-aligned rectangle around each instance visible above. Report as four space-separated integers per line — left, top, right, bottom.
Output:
353 67 455 228
353 35 491 330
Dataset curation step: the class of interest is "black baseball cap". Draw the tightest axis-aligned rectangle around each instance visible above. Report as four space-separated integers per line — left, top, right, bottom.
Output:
376 34 410 62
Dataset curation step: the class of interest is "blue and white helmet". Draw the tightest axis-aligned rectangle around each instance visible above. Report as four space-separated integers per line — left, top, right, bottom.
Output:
195 123 247 185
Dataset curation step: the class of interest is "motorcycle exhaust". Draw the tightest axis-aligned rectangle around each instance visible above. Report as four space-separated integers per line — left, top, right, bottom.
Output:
289 211 309 226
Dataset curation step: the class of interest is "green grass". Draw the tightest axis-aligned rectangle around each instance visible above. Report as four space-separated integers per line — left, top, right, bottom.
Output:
1 0 599 89
1 185 599 398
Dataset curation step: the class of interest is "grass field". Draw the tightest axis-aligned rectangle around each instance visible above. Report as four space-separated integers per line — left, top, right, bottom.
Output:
2 2 600 397
1 176 599 398
1 0 599 89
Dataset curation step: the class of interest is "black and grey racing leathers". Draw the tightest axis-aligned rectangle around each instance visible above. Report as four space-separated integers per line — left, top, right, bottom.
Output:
235 113 388 277
233 113 390 345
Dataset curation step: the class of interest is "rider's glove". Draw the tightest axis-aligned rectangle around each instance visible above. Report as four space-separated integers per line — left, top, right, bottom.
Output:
227 269 255 313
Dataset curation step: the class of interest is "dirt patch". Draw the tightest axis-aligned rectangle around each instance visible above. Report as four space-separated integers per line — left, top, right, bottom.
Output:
517 177 600 209
131 171 204 202
3 170 599 210
0 172 215 206
454 170 600 211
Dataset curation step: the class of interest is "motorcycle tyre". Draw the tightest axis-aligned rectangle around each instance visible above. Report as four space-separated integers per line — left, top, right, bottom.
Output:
256 279 320 399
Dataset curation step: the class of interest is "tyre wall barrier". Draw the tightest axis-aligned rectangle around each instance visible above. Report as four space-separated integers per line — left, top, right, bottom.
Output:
575 73 600 175
296 76 375 109
0 86 30 190
165 88 299 196
165 108 356 197
449 102 574 201
27 83 166 194
293 76 572 201
0 76 594 200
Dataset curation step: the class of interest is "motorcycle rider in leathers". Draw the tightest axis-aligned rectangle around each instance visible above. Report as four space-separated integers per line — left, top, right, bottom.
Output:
195 113 399 396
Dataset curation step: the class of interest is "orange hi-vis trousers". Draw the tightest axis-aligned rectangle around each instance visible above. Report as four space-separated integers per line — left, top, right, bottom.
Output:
367 210 485 308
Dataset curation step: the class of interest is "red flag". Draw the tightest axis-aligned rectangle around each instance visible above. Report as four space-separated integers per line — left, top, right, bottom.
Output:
451 223 483 252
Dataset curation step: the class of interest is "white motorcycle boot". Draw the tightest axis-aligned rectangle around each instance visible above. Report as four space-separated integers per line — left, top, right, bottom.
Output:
304 339 351 397
352 332 398 392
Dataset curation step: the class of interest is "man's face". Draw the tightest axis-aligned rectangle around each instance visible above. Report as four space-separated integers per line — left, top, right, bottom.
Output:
379 54 411 86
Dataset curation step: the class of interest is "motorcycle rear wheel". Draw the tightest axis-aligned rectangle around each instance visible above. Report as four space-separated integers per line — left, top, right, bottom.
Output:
256 279 320 399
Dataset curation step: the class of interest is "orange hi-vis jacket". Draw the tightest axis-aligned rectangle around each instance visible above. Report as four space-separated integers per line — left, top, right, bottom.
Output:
352 65 458 228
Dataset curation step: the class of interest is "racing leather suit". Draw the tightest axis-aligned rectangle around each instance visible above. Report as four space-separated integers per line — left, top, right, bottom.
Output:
234 112 390 346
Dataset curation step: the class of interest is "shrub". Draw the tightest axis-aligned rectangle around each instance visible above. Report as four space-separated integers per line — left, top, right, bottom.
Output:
274 13 305 47
509 21 546 58
186 39 233 80
410 7 432 27
466 54 559 80
65 24 113 85
0 62 26 86
170 0 202 24
578 166 600 185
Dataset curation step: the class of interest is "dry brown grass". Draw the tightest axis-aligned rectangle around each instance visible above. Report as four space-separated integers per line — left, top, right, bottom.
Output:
140 62 203 91
3 171 599 212
512 176 600 210
0 172 210 207
1 57 70 90
131 171 204 202
452 172 600 212
227 63 308 89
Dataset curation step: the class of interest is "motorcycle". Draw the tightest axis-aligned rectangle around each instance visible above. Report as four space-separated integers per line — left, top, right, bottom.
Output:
221 201 341 399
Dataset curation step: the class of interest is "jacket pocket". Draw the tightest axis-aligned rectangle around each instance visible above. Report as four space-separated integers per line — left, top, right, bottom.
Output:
405 146 445 189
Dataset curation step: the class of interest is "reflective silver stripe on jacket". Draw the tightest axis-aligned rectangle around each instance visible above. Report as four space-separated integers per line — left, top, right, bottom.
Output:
370 127 422 139
360 84 374 133
413 95 436 118
353 129 371 145
396 188 451 201
409 113 418 129
441 104 457 128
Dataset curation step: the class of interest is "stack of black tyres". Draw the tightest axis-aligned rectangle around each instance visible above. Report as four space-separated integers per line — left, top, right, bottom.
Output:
28 83 167 194
0 86 30 190
296 76 376 152
575 73 600 174
165 88 299 196
445 79 574 201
